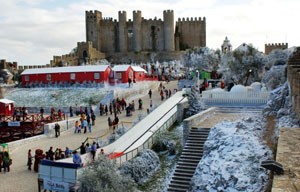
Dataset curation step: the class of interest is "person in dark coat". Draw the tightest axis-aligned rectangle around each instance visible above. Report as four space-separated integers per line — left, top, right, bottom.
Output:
54 123 60 138
91 113 96 125
148 89 152 99
80 143 86 155
69 106 73 117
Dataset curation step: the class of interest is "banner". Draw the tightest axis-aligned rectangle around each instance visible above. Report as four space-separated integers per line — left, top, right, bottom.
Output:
8 121 20 127
43 179 69 192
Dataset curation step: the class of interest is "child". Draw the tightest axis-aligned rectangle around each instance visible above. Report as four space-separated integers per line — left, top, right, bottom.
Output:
74 121 79 133
78 125 82 133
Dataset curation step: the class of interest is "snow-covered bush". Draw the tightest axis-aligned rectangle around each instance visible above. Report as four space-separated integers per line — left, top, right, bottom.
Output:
79 154 137 192
120 149 160 184
186 87 204 117
190 117 272 192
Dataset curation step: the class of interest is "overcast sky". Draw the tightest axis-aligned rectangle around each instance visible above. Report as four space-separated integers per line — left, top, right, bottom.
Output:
0 0 299 65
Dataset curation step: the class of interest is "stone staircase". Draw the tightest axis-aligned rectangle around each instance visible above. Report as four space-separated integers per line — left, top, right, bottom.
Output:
167 127 210 192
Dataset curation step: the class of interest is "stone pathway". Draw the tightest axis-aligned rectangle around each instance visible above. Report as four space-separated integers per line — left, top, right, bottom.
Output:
0 81 177 192
272 127 300 192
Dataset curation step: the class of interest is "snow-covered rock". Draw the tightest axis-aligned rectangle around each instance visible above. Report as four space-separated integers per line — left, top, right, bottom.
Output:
120 149 160 184
190 117 272 192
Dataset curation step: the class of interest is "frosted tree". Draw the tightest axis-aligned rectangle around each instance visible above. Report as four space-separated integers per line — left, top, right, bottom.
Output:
183 47 221 72
186 87 204 117
79 154 137 192
218 44 264 85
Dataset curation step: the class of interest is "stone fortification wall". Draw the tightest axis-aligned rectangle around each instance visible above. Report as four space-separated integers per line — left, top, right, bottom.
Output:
288 47 300 119
176 17 206 50
265 43 288 55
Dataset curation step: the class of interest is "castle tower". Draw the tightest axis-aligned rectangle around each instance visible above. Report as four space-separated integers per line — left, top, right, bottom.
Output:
118 11 128 52
133 10 142 52
163 10 175 51
221 36 232 53
86 10 102 51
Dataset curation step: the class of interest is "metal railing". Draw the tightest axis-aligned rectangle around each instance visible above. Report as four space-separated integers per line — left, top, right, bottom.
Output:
202 91 269 105
113 108 179 167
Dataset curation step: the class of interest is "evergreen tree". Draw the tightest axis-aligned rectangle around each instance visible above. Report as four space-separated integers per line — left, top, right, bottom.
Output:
186 87 204 117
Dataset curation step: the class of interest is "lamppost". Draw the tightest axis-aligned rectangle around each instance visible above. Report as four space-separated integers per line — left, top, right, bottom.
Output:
195 70 200 89
245 69 253 86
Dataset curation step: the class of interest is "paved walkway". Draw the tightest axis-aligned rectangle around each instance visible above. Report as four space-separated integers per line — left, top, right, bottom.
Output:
0 81 177 192
272 127 300 192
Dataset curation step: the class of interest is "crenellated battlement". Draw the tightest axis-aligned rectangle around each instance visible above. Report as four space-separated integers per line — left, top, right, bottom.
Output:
265 43 288 54
178 17 205 23
133 10 142 14
265 43 288 47
163 10 174 14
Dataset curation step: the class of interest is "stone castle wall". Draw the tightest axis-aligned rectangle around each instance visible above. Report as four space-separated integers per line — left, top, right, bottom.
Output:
265 43 288 55
288 47 300 119
86 10 205 54
176 17 206 50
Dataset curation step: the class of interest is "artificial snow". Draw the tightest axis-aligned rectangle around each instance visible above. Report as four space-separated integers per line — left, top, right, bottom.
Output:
190 117 272 192
230 85 247 93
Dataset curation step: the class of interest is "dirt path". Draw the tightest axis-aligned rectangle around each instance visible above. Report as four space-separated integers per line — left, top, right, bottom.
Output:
0 81 178 192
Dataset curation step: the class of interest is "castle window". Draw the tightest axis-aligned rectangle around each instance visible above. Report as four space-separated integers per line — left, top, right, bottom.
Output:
94 73 100 80
70 73 76 80
25 75 29 81
128 30 133 38
46 74 51 81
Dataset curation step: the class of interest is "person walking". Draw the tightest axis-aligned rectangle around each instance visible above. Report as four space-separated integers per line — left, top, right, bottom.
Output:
83 119 88 134
148 89 152 99
88 123 92 133
138 98 143 110
87 114 91 125
105 105 108 115
80 143 86 155
114 116 119 129
108 117 112 129
91 142 97 161
69 106 73 117
27 149 32 171
75 121 79 133
91 113 96 126
54 123 60 138
109 103 113 115
3 152 10 172
0 153 2 172
160 89 164 101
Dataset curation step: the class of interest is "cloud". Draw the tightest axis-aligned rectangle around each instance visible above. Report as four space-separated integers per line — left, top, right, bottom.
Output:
0 0 299 65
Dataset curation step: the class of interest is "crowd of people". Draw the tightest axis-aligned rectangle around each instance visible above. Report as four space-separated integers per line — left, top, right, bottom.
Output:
22 80 176 172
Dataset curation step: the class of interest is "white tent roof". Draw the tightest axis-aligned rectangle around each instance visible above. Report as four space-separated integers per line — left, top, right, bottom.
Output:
0 99 14 104
131 66 147 73
112 65 131 72
112 65 147 73
21 65 110 75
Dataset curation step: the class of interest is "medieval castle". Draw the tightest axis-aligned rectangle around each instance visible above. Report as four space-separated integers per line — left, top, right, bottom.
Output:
49 10 206 66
